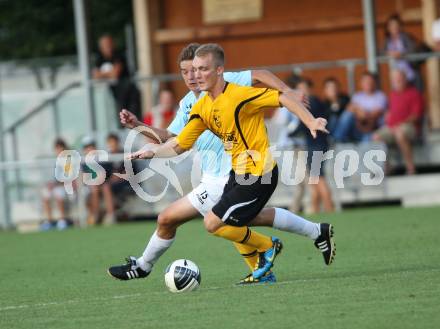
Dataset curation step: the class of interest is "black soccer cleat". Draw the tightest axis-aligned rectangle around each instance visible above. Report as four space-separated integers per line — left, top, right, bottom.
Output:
314 223 336 265
107 256 150 280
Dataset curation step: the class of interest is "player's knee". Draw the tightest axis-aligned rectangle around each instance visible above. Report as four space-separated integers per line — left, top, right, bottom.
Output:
157 212 176 230
204 218 215 234
204 214 221 234
205 224 217 234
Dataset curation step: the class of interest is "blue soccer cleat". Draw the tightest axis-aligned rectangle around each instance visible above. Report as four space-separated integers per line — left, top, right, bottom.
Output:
237 271 277 285
252 237 283 279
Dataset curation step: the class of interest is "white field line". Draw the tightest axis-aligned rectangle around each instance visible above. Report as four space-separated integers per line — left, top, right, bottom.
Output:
0 287 223 312
1 267 439 312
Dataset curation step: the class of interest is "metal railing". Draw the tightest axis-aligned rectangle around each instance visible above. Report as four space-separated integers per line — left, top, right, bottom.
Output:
2 81 80 201
1 51 440 229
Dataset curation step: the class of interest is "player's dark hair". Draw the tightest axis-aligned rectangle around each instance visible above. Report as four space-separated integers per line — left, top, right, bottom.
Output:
195 43 225 67
177 43 201 64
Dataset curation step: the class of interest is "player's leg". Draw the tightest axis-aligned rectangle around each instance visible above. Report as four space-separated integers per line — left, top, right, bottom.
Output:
232 240 276 285
233 242 258 271
136 196 198 271
108 196 198 280
194 177 265 273
249 207 335 265
250 208 319 239
204 212 272 251
206 166 283 280
205 212 282 280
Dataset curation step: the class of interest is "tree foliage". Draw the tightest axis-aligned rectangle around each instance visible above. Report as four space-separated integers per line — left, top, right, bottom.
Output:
0 0 133 60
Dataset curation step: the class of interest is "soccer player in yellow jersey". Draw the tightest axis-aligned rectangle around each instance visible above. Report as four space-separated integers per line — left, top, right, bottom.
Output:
130 44 329 280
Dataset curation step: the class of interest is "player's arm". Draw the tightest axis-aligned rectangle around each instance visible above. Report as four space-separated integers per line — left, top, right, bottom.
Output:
251 70 290 92
279 92 328 138
251 70 309 107
128 109 207 159
120 109 175 143
128 137 186 159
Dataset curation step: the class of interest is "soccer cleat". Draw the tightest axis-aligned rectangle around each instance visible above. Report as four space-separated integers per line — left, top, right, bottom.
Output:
314 223 336 265
237 271 276 285
107 256 150 280
252 237 283 279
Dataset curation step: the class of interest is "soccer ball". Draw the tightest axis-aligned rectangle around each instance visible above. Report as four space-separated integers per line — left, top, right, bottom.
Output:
164 259 201 293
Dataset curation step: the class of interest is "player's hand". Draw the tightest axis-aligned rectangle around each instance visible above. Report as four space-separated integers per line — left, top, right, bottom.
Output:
120 109 139 129
127 149 155 160
308 117 329 139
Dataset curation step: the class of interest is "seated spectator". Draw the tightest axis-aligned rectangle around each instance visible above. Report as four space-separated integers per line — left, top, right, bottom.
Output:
334 72 387 143
41 138 71 231
143 90 177 129
382 14 421 88
322 77 350 137
294 77 334 214
373 69 424 175
81 136 115 226
93 34 141 124
106 133 132 206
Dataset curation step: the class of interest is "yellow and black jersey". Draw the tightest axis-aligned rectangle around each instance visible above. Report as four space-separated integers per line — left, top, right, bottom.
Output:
175 82 280 176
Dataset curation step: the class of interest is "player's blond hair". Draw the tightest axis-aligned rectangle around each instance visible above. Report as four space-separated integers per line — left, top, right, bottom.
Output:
195 43 225 67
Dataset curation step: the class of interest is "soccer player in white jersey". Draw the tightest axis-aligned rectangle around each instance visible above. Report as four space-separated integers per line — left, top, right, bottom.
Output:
108 44 335 284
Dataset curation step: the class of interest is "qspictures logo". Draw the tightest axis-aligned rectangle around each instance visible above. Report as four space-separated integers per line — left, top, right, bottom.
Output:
54 128 387 202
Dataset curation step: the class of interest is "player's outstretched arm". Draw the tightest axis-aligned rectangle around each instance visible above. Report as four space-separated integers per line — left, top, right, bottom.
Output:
279 93 329 139
120 109 175 144
127 138 186 160
252 70 290 93
129 103 207 159
252 70 309 108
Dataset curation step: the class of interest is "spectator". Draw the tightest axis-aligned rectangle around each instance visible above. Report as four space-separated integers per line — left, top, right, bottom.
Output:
143 90 177 129
294 77 334 214
382 14 422 89
334 72 387 143
322 77 350 137
93 34 141 124
373 69 424 175
81 137 115 226
41 138 71 231
106 133 132 207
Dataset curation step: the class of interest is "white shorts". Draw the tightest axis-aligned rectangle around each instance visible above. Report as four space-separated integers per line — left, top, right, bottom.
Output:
187 174 229 216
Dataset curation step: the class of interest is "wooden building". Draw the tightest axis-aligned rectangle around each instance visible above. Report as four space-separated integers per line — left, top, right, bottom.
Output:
133 0 440 129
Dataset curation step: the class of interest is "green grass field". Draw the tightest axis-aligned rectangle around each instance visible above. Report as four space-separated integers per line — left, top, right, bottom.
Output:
1 206 440 329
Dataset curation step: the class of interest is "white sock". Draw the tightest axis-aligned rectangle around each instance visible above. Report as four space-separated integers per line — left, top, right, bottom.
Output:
137 230 175 272
273 208 320 240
